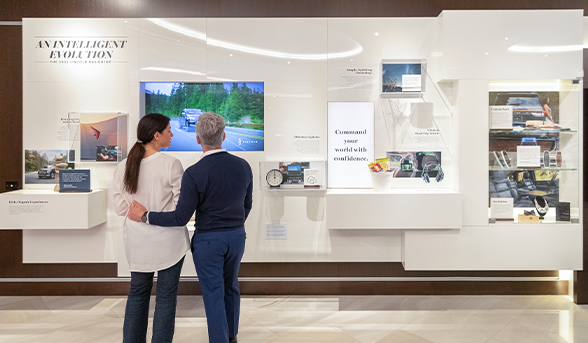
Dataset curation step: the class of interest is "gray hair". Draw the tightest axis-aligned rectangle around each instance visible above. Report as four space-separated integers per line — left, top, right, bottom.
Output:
196 112 225 148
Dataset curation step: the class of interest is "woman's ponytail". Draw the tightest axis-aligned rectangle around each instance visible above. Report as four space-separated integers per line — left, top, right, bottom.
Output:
123 113 170 194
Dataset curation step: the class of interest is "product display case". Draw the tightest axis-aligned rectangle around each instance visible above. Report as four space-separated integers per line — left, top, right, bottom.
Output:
67 112 128 165
376 63 455 190
488 80 581 224
325 61 462 230
259 161 326 191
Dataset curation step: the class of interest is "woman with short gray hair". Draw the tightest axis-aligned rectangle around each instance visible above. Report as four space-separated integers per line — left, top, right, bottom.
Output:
196 112 226 148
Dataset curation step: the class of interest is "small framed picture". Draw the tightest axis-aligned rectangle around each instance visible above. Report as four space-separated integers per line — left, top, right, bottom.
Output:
381 59 426 96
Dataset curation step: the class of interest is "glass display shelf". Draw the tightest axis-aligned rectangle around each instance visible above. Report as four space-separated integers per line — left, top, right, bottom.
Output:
487 79 581 225
489 167 577 172
488 208 579 225
489 129 576 135
259 161 327 192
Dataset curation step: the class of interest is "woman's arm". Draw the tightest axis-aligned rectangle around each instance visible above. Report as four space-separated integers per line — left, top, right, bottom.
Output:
112 164 131 216
169 159 184 206
543 105 554 123
135 171 198 226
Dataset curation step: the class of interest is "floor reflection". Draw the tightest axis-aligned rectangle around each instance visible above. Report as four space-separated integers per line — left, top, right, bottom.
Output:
0 295 587 342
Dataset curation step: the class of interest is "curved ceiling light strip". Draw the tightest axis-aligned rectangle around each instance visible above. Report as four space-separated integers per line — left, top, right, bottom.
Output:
141 66 206 76
147 18 206 40
508 44 583 53
147 18 362 60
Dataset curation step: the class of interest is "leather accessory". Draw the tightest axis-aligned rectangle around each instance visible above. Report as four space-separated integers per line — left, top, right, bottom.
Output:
493 151 505 169
500 150 511 168
141 211 148 223
422 161 444 183
555 151 562 167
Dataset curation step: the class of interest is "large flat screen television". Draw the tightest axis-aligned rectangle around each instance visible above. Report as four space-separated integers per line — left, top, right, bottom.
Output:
142 82 264 152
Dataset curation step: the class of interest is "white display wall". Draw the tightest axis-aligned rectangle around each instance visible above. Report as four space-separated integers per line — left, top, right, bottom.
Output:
17 10 583 276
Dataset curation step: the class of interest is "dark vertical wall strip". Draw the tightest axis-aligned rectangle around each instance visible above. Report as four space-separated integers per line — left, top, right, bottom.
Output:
574 50 588 304
0 25 23 194
0 25 24 280
575 86 588 304
0 0 585 298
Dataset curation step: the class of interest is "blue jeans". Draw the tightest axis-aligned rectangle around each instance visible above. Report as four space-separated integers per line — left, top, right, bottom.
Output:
193 227 246 343
123 257 185 343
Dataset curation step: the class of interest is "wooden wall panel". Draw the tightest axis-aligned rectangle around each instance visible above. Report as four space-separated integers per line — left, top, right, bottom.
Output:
334 0 441 17
0 280 568 296
443 0 523 10
219 0 337 17
0 25 22 194
239 262 559 278
1 0 585 20
519 0 587 11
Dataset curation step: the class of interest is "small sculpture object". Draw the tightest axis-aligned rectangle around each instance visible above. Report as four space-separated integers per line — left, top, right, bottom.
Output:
534 196 549 220
53 154 69 192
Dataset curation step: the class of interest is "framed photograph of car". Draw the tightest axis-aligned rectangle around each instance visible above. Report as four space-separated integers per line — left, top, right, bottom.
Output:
141 82 265 152
380 59 426 97
24 149 75 185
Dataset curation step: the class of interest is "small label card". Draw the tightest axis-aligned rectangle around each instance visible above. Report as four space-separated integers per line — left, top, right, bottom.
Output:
266 223 287 240
59 169 91 192
489 106 513 129
402 74 422 92
304 169 321 187
517 146 541 167
490 198 513 221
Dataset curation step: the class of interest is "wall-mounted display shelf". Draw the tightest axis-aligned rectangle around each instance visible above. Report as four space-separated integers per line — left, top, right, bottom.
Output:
259 161 326 191
326 189 462 229
0 189 107 230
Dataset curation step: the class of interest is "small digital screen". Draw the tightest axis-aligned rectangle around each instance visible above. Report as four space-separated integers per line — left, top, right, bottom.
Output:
288 165 302 171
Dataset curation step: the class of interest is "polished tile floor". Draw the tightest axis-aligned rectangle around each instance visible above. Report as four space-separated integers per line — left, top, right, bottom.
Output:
1 295 588 342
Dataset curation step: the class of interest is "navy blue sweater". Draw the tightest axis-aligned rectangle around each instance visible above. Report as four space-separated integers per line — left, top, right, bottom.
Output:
149 151 253 232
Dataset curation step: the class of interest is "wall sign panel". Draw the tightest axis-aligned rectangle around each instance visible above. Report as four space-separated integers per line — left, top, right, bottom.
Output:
327 101 374 188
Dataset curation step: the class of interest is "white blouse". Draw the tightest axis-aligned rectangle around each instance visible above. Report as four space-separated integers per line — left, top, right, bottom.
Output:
113 152 190 272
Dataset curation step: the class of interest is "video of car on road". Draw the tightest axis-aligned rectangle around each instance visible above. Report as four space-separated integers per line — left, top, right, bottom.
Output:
143 82 265 152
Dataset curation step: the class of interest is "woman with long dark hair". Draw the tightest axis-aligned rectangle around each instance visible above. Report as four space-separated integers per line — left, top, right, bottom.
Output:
113 113 189 343
540 97 555 124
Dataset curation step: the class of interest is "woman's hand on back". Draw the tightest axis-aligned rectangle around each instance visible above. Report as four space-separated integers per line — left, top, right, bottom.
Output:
128 201 147 222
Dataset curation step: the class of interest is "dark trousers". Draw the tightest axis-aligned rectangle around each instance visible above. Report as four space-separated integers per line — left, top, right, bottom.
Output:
192 227 246 343
123 257 185 343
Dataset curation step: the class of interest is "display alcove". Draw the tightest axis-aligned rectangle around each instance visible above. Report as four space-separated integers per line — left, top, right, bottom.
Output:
488 80 581 224
326 63 462 230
